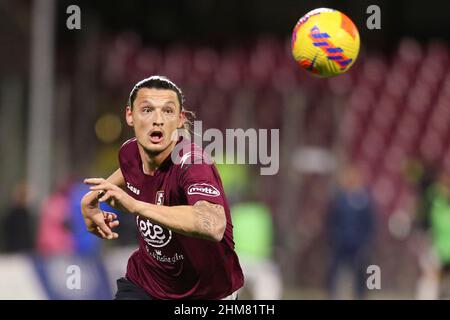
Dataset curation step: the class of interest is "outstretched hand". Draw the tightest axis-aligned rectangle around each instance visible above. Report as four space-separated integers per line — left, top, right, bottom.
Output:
84 178 138 214
89 210 120 240
80 189 120 240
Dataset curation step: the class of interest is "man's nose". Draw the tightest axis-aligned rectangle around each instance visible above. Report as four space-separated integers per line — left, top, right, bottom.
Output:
153 110 164 125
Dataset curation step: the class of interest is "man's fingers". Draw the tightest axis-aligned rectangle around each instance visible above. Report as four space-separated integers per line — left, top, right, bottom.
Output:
97 226 107 238
90 184 111 191
96 227 118 240
84 178 106 185
96 219 113 238
96 191 105 200
85 178 115 191
103 212 117 221
99 191 113 203
98 227 118 240
96 226 112 239
108 220 120 229
109 213 118 220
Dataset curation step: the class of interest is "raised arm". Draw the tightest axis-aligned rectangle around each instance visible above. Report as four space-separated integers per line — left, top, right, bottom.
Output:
85 178 226 242
134 199 226 242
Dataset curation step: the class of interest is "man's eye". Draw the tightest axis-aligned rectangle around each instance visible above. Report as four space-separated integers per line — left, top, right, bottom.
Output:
143 108 152 113
164 109 174 114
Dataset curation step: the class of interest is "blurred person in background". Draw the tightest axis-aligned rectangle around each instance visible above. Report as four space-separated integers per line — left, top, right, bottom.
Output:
1 182 34 253
36 180 74 256
216 161 281 299
412 162 438 237
36 177 117 256
416 169 450 299
34 179 114 299
326 164 376 300
81 76 243 300
409 161 440 299
231 199 282 300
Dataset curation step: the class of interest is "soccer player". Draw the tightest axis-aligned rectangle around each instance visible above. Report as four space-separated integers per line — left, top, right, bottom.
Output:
80 76 244 299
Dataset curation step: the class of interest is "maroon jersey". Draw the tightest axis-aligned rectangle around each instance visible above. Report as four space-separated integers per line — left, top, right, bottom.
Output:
118 137 244 299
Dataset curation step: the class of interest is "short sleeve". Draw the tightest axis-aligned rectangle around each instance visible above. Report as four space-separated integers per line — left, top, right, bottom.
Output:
179 163 225 207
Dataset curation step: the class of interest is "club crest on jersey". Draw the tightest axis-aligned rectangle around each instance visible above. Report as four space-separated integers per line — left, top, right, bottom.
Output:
155 191 164 205
187 183 220 197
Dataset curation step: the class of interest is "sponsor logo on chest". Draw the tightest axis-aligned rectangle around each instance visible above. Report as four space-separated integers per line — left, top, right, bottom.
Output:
137 216 172 248
126 182 140 195
137 190 172 248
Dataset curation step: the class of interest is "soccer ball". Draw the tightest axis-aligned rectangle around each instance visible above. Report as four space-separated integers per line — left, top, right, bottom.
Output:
291 8 360 77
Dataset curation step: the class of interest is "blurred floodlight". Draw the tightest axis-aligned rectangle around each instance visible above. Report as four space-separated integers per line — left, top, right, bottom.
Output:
95 113 122 144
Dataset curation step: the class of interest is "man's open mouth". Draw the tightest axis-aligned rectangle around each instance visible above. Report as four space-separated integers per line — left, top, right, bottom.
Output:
149 130 164 143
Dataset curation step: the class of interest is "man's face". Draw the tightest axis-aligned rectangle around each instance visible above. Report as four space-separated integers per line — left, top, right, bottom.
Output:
340 166 363 190
126 88 184 155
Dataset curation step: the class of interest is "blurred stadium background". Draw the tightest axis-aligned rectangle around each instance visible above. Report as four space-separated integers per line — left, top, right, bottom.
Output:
0 0 450 299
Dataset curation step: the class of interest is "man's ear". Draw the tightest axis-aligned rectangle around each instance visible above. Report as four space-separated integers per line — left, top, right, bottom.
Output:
125 106 134 127
178 111 186 129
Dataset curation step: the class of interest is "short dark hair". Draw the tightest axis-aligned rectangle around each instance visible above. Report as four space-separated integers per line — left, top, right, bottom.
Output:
128 75 185 111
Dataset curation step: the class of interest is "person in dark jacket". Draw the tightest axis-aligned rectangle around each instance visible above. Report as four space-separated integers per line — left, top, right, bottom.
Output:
326 165 376 299
2 182 34 253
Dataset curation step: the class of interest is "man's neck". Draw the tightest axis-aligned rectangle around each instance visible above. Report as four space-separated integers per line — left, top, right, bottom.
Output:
138 142 175 176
